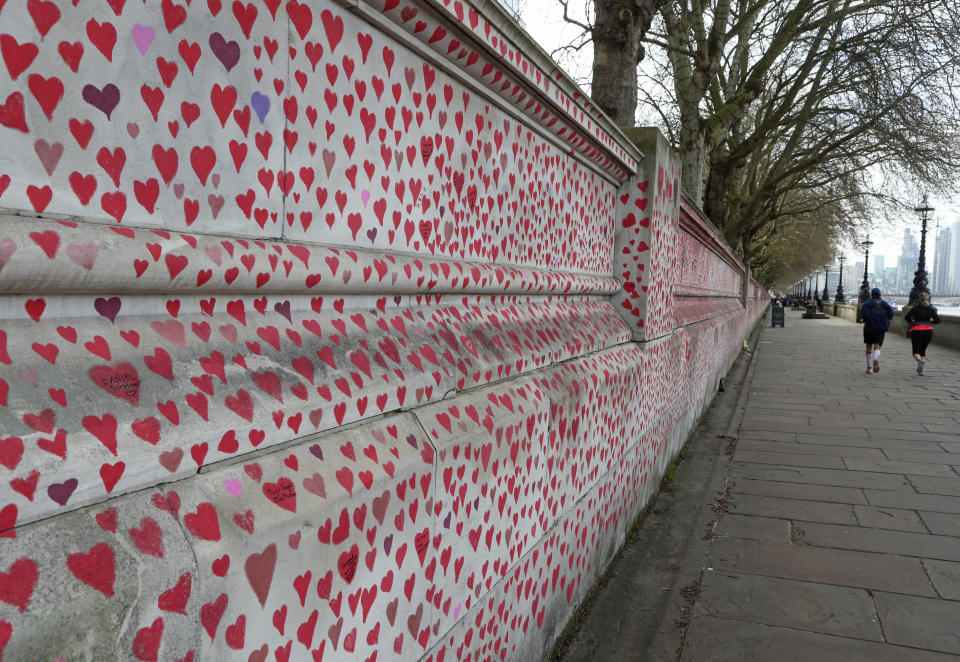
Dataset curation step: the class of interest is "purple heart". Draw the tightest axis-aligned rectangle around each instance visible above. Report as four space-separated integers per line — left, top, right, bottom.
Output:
383 534 393 556
406 434 418 448
366 228 377 243
82 83 120 119
309 444 323 460
94 296 122 323
251 91 270 123
274 300 291 322
209 32 240 72
442 512 451 529
47 478 78 506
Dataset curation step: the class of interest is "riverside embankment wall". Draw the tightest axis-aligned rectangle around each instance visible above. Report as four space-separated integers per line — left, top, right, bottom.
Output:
0 1 765 659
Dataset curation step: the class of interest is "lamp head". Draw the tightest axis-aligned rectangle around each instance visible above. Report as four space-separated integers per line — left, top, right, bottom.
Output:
861 238 874 250
914 193 934 215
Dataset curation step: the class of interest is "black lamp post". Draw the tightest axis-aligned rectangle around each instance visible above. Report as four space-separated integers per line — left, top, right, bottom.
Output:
821 264 830 303
856 238 874 322
908 194 934 306
835 256 846 303
806 275 812 300
813 270 821 308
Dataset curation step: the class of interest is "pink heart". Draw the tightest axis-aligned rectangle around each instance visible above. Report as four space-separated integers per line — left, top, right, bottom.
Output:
132 24 155 55
66 242 99 270
224 478 242 499
34 139 63 176
0 238 17 272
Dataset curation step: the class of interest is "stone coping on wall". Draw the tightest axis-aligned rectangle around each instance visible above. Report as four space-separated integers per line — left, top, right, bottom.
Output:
0 215 620 296
351 0 641 180
678 196 744 278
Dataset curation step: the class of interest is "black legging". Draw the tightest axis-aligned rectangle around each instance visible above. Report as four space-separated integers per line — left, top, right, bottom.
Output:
910 329 933 357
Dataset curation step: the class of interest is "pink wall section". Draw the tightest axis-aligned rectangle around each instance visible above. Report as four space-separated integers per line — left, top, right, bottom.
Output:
0 0 765 660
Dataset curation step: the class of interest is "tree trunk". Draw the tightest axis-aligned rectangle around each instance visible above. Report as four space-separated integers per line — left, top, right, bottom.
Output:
703 145 734 231
590 0 661 126
678 117 707 204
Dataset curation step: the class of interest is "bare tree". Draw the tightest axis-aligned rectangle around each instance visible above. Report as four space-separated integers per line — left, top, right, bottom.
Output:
558 0 960 286
646 0 960 221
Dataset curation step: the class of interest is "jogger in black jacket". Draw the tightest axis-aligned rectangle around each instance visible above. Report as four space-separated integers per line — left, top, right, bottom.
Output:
861 288 894 374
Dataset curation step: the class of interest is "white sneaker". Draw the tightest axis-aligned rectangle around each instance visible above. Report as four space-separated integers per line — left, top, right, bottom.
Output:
865 368 872 374
917 359 925 375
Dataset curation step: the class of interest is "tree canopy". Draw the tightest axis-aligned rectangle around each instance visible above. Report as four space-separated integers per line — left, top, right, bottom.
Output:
562 0 960 289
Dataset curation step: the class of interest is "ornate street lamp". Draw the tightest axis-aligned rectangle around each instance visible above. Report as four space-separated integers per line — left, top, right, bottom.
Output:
813 270 821 306
806 274 813 300
835 256 846 303
909 194 934 306
821 265 830 303
856 238 874 322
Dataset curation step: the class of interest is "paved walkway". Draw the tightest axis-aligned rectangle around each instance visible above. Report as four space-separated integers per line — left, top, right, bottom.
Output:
556 308 960 661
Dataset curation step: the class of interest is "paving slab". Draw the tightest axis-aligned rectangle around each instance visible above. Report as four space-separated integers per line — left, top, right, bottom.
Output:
732 478 869 505
924 423 960 433
736 438 887 459
868 428 960 443
796 433 945 451
918 511 960 536
681 616 960 662
728 493 858 525
853 504 928 532
714 513 791 542
710 537 936 596
733 449 846 469
732 462 914 491
884 448 960 464
908 475 960 497
865 489 960 515
694 572 884 641
874 592 960 655
737 429 800 442
794 520 960 562
740 413 812 426
843 457 959 477
922 559 960 600
742 421 872 437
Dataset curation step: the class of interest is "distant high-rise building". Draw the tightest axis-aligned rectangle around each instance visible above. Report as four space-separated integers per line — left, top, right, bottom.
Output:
897 229 918 294
883 267 897 291
872 255 886 289
932 225 952 294
949 219 960 294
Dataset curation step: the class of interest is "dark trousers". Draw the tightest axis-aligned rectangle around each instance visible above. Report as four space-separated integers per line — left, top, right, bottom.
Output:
910 329 933 357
